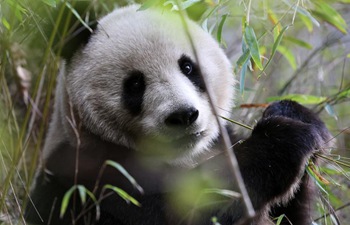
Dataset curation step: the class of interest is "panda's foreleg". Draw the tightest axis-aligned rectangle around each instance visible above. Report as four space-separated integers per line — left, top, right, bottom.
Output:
231 100 328 223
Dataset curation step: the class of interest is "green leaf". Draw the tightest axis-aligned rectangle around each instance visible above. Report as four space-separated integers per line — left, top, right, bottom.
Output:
259 25 289 76
244 25 263 70
203 188 241 199
284 36 312 49
273 26 280 43
217 14 228 45
65 2 93 33
60 185 99 219
337 88 350 99
275 214 285 225
311 2 347 34
299 14 313 32
41 0 56 7
60 186 77 218
104 184 141 207
105 160 144 194
277 45 297 70
267 94 327 105
179 0 201 10
1 18 10 30
325 104 337 119
138 0 162 10
282 1 320 27
77 185 87 204
240 56 249 95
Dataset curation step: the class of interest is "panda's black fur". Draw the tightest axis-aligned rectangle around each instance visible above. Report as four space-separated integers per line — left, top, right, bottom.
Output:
25 4 332 225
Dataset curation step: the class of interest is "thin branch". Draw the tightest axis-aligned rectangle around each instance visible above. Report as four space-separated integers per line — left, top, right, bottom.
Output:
175 1 256 220
278 32 347 95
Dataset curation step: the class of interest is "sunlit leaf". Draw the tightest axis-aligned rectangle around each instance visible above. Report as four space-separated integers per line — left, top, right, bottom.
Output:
104 184 141 207
179 0 201 10
65 2 93 33
282 1 320 27
275 214 285 225
325 104 337 119
1 17 11 30
311 2 347 34
105 160 144 194
60 186 77 218
273 26 280 42
299 14 313 32
164 0 201 10
77 185 87 204
203 188 241 199
277 45 297 70
267 9 279 27
259 25 289 76
244 25 263 70
337 88 350 99
217 14 228 45
138 0 162 11
267 94 326 104
284 36 312 49
41 0 57 7
240 58 249 95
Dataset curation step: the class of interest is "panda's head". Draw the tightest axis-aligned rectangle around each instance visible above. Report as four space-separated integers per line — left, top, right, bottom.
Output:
66 5 235 165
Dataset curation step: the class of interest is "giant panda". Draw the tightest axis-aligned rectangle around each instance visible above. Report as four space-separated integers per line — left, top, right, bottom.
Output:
25 4 333 225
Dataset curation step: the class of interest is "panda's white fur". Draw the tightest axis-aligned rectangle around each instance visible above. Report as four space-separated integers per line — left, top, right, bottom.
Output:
64 5 235 166
26 4 332 225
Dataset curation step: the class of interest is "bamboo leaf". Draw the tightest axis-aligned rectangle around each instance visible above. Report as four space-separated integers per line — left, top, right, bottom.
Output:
203 188 241 199
284 36 312 49
282 1 320 27
60 186 77 218
236 49 250 71
299 14 313 32
77 185 87 204
1 18 11 30
105 160 144 194
259 25 289 76
277 45 297 70
41 0 57 7
138 0 162 10
244 25 263 70
217 14 228 45
104 184 141 207
65 2 93 33
267 94 326 105
240 60 248 95
311 2 347 34
275 214 285 225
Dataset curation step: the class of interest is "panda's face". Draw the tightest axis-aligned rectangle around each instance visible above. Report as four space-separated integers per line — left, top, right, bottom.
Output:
67 5 235 164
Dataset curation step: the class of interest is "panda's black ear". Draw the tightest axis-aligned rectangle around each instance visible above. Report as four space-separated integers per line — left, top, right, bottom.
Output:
47 1 98 62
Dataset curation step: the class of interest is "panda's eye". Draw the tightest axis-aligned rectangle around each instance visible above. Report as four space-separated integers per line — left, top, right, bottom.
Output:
181 62 193 75
130 78 142 91
122 70 146 115
178 54 206 92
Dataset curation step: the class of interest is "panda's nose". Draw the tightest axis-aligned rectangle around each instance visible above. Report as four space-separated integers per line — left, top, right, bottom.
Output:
165 107 199 127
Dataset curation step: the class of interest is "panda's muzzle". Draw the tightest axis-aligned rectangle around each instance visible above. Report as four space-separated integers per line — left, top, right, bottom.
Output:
165 107 199 127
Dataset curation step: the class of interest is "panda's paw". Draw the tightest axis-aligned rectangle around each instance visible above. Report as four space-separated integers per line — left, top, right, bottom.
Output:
262 100 332 147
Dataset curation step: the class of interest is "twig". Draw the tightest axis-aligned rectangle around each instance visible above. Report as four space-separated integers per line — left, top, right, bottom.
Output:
278 32 347 95
175 1 256 220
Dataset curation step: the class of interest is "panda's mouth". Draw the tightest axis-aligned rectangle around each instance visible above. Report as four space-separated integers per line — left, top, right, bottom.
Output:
174 130 206 144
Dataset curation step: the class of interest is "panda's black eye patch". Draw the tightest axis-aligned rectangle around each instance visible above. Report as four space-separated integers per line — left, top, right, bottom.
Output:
178 54 206 92
122 70 146 115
